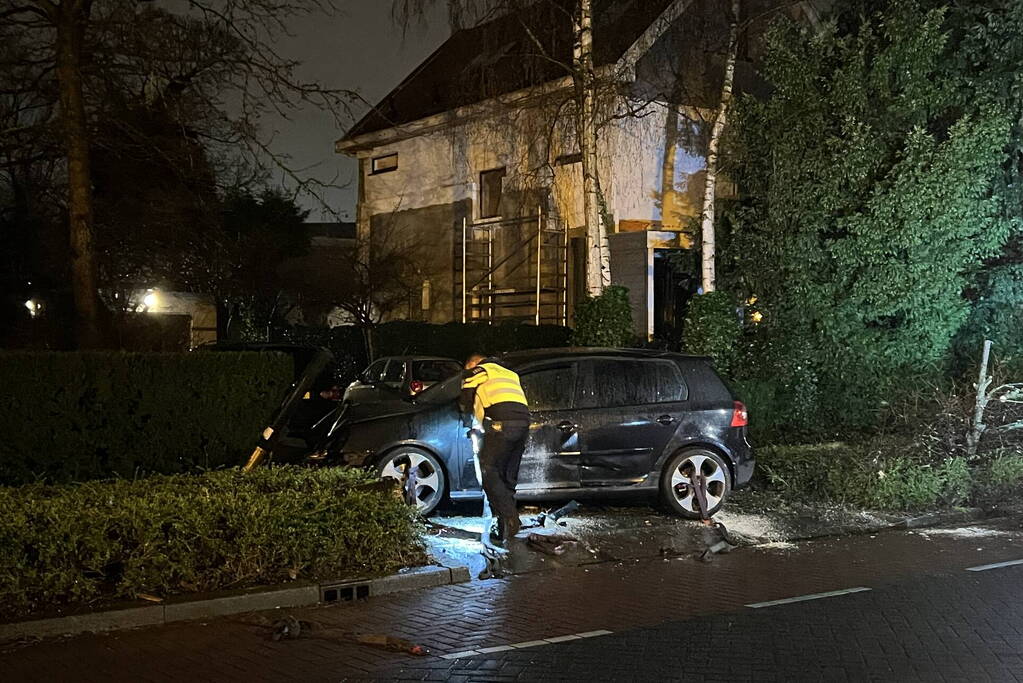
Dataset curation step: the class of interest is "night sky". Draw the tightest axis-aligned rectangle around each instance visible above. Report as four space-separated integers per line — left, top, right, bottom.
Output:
267 3 450 221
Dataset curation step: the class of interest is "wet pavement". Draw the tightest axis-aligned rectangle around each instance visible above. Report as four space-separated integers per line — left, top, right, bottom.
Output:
3 514 1022 681
426 492 904 580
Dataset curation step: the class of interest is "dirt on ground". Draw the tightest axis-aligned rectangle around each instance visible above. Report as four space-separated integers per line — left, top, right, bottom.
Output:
424 490 911 579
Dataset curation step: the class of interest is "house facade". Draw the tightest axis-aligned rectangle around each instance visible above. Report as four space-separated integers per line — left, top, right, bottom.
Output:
337 0 821 338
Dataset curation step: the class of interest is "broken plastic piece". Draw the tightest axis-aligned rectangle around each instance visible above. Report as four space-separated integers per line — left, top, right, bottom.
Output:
549 500 579 522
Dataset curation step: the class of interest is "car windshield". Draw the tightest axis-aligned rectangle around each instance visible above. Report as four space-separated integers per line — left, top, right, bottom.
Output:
416 369 467 405
412 359 461 383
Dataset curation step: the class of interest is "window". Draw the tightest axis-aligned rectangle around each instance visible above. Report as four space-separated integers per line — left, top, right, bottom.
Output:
361 359 387 383
576 359 687 408
479 167 506 219
381 360 404 384
520 364 576 412
371 153 398 174
411 360 462 383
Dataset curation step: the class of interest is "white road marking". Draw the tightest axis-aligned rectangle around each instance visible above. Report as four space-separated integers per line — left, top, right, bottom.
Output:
476 645 515 653
441 630 615 658
966 559 1023 572
510 640 549 649
746 587 872 609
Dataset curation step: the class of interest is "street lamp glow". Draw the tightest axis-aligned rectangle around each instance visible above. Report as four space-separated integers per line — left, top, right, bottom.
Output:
143 291 159 309
24 299 39 317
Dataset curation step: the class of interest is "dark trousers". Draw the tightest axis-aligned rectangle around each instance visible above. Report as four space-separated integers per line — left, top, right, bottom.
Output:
479 422 529 523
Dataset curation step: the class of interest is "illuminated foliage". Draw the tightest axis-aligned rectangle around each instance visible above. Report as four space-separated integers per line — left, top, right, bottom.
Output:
727 1 1022 429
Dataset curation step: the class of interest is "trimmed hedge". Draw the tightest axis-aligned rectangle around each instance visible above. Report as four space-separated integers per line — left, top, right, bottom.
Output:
681 291 740 375
755 442 1023 511
274 321 573 386
0 467 424 619
0 351 293 485
570 285 633 347
375 320 572 360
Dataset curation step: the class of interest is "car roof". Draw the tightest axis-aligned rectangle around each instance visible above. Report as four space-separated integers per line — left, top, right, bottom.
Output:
498 347 712 366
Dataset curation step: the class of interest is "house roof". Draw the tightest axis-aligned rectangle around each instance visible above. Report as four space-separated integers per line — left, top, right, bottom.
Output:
342 0 676 143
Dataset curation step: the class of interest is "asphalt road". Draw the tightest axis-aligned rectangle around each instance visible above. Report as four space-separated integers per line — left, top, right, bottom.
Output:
3 517 1022 682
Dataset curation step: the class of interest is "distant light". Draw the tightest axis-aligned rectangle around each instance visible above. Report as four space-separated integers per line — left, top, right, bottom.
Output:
750 311 763 324
143 291 159 309
24 299 40 317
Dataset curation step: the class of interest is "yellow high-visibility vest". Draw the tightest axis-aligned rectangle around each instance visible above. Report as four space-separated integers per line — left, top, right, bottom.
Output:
462 361 528 423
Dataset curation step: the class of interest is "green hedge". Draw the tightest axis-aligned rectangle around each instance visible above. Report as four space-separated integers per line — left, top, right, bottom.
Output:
681 291 740 375
0 351 293 485
0 467 424 618
274 322 573 385
375 320 572 360
570 285 633 347
754 442 1023 511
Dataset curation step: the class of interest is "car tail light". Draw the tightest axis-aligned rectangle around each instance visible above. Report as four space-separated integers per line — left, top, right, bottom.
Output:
319 385 344 401
409 380 425 395
730 401 748 427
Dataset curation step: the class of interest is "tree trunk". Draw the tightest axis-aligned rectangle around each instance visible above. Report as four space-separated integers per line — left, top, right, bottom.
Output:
53 0 102 347
446 0 463 32
966 339 993 459
573 0 609 295
699 0 740 294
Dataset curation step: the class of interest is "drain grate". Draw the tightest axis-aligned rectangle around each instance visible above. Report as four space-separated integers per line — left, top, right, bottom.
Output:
320 582 370 603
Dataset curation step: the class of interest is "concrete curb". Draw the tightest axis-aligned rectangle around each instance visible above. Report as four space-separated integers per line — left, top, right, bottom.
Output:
0 564 470 643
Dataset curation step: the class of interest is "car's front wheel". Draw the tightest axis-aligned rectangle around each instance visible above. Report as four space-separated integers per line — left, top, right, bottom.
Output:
660 448 732 519
377 447 446 515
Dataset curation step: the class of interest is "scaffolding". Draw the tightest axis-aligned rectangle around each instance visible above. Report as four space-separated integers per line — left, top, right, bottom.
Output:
454 210 568 326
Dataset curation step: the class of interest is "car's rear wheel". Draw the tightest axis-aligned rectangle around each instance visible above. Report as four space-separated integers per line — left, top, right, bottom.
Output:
660 448 732 519
377 447 446 515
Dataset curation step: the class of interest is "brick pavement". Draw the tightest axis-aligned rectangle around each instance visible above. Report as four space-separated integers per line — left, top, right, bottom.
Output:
370 566 1023 682
2 520 1022 681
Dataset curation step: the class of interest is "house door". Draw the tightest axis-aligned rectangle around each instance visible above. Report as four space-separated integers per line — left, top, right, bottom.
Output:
653 249 697 342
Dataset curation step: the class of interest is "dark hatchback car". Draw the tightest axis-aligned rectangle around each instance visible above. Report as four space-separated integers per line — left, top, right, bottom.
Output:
313 348 754 519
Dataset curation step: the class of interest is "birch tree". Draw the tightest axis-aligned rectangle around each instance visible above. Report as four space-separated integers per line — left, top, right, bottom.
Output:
572 0 609 294
698 0 739 293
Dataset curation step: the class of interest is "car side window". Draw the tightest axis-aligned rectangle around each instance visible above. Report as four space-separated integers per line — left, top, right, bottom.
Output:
381 360 404 384
576 359 687 408
412 360 462 382
520 364 576 412
362 360 387 383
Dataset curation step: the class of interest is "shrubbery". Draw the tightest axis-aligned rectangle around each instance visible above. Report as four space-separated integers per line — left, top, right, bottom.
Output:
0 351 293 485
723 1 1023 440
570 285 633 346
274 321 573 386
681 291 740 375
0 467 424 619
374 320 572 360
755 442 1023 511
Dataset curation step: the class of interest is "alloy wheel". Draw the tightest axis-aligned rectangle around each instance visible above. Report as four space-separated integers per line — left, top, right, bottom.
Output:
670 452 728 514
379 449 445 514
